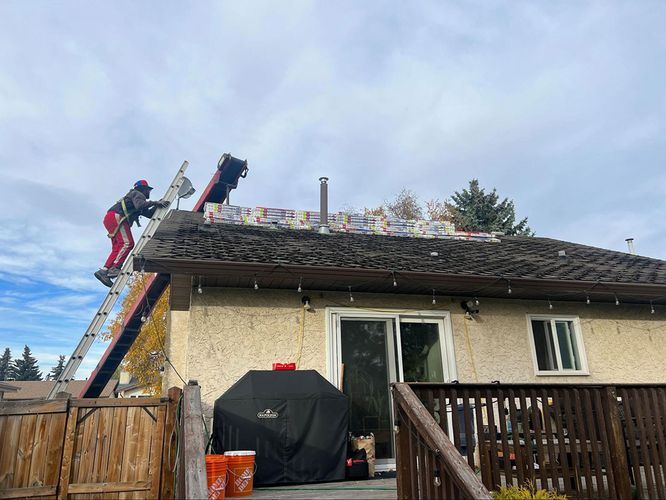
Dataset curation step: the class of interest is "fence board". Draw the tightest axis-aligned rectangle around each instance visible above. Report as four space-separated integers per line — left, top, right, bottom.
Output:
0 400 68 416
57 406 79 500
44 412 68 489
160 387 181 500
0 414 22 489
651 388 666 492
14 414 38 488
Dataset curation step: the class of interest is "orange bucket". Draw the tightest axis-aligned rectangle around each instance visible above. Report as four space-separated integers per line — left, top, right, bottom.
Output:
223 451 256 497
205 454 228 500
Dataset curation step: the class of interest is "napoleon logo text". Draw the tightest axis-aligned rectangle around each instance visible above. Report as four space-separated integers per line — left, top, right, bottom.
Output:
257 409 279 419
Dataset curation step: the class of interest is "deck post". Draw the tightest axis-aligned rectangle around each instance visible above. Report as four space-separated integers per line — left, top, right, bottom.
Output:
602 386 632 500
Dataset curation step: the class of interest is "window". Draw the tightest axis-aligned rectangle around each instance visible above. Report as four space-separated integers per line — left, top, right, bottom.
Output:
528 316 588 375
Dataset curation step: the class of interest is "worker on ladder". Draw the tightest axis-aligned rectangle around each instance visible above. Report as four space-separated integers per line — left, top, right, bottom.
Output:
94 180 169 287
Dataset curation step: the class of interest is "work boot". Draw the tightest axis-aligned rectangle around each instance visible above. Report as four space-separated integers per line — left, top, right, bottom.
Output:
94 269 113 288
107 267 121 278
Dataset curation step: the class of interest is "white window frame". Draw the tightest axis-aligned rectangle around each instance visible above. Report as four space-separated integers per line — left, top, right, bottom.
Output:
527 314 589 376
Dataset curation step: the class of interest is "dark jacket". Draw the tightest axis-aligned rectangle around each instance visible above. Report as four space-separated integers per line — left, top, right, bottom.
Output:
109 189 157 226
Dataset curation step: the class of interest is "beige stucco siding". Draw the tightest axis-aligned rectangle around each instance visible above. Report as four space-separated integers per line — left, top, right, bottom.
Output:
164 288 666 415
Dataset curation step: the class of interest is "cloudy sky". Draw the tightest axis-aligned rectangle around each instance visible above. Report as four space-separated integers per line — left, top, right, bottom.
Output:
1 1 665 377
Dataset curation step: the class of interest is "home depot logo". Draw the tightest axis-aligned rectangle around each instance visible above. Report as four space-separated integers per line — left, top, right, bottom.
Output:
257 409 279 419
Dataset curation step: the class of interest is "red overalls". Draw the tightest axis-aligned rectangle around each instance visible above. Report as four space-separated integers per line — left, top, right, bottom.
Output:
103 211 134 269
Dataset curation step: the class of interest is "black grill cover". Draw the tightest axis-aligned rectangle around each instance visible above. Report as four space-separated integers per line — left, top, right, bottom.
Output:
213 370 349 485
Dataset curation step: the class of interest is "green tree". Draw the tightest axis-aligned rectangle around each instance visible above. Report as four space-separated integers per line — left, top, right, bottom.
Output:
12 345 42 381
47 355 66 381
0 348 12 380
446 179 533 235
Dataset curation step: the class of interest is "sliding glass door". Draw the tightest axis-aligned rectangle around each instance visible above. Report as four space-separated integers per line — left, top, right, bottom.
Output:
330 310 456 469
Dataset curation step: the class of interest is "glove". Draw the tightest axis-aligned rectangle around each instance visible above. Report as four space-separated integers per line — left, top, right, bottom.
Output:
155 199 170 208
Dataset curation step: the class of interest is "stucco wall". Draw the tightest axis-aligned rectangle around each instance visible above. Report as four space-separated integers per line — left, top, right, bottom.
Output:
164 288 666 416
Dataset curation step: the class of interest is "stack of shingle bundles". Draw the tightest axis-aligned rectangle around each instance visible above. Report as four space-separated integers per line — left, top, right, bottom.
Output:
330 213 391 235
450 231 501 242
249 207 320 230
288 210 319 230
204 203 253 225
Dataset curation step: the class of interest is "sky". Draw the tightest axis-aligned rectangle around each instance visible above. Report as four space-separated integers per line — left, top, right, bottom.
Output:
1 1 665 378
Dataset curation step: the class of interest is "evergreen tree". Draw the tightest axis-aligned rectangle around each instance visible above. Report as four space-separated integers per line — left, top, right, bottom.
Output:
0 348 12 380
446 179 533 236
48 355 66 381
12 345 42 381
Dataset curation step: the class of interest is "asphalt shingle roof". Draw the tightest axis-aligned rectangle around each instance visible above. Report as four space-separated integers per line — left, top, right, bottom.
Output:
140 211 666 286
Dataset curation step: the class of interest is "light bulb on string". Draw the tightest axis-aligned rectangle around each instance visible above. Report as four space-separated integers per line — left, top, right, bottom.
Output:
254 277 259 290
507 280 512 295
197 284 203 294
548 299 553 310
474 297 479 306
586 294 590 305
651 301 655 314
392 272 398 287
297 277 302 293
348 286 354 303
615 294 620 306
141 315 147 323
432 289 437 305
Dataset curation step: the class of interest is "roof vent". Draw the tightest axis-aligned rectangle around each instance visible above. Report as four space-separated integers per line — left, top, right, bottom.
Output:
318 177 330 235
625 238 636 255
430 251 439 257
558 250 567 259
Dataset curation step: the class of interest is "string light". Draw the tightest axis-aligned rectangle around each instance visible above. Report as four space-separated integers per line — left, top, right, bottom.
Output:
392 271 398 287
432 289 437 305
507 280 512 295
586 294 590 305
254 277 259 290
297 277 302 293
348 286 354 303
548 299 553 310
197 276 203 295
615 294 620 306
474 297 479 306
651 301 655 314
141 315 147 323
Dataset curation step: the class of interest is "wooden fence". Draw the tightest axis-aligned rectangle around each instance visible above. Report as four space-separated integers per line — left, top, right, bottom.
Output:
0 387 181 499
404 383 666 500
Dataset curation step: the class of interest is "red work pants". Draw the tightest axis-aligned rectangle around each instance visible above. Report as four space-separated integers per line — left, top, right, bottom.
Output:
103 211 134 269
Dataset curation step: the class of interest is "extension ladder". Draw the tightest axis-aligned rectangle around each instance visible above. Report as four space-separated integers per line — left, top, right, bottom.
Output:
46 161 190 400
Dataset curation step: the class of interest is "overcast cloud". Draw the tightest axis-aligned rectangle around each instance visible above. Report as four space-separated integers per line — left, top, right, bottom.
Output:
1 1 665 376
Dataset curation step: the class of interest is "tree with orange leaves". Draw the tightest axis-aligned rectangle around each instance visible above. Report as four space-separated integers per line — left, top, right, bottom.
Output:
103 274 169 396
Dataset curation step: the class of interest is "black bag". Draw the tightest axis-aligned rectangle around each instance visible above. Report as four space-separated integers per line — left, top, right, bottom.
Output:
346 448 368 479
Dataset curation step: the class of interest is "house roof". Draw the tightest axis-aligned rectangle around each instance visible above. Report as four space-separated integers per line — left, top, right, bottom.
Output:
3 379 118 400
0 381 19 392
137 210 666 304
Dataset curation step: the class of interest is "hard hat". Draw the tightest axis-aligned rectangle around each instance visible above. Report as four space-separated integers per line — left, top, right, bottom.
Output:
134 180 153 190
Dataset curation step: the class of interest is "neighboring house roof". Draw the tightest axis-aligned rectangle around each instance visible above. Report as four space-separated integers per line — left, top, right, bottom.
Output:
137 210 666 304
3 379 118 400
0 381 19 392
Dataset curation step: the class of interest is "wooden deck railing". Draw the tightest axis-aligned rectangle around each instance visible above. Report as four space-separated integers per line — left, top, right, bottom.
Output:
406 383 666 500
392 383 492 499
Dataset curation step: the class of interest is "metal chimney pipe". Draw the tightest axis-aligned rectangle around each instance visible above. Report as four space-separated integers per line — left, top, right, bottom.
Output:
319 177 330 234
625 238 636 255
